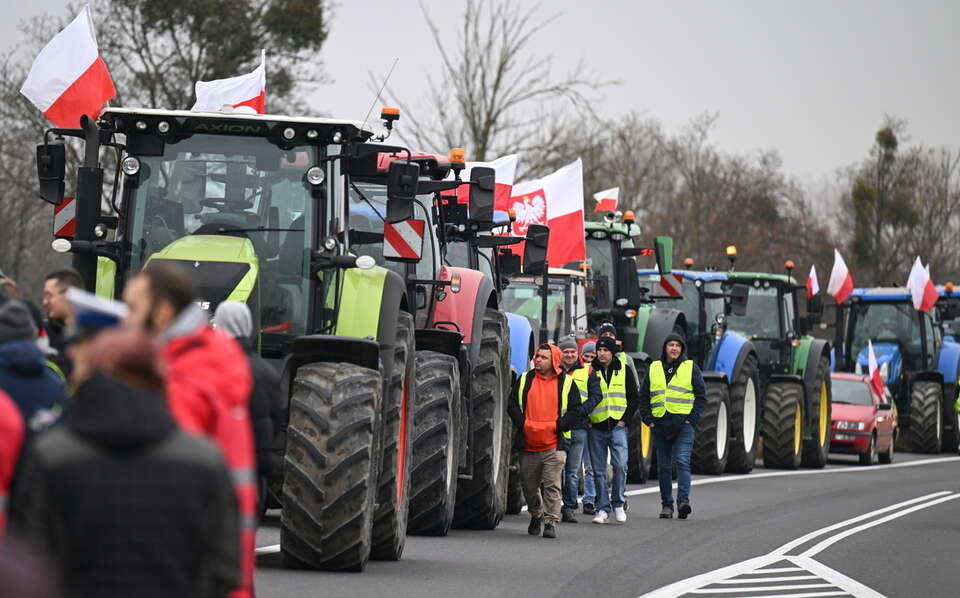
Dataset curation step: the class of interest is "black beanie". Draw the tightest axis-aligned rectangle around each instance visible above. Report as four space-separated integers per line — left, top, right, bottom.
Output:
662 332 686 356
598 323 617 338
0 300 37 345
596 336 619 354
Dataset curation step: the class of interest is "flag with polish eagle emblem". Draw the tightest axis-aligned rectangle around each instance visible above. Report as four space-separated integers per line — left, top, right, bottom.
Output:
20 6 117 128
827 249 853 304
192 50 267 113
867 340 885 398
806 264 820 299
509 159 585 265
593 187 619 212
906 256 937 312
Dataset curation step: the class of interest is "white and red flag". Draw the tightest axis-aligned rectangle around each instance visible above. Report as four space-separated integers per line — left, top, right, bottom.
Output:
867 340 885 398
192 50 267 113
907 256 937 312
593 187 619 212
806 264 820 299
452 153 519 207
509 158 586 265
20 6 116 128
827 249 854 304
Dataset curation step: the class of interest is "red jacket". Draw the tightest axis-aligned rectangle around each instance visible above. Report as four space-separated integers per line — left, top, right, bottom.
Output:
163 324 255 597
0 389 24 537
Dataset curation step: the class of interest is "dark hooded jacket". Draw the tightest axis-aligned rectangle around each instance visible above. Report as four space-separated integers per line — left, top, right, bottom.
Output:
508 345 583 451
638 333 707 436
586 347 640 430
238 339 281 479
9 372 240 598
0 340 65 436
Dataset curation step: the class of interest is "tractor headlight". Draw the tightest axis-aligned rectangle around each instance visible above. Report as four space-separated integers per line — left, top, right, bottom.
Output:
121 156 141 176
306 166 325 186
610 232 626 241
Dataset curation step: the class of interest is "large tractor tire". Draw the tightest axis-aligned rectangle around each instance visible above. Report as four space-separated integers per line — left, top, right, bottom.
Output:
371 312 414 560
941 383 960 452
505 450 525 515
453 308 511 529
691 379 731 475
280 362 382 571
801 355 832 468
902 380 943 454
725 354 761 473
761 381 805 470
627 421 654 483
407 350 461 536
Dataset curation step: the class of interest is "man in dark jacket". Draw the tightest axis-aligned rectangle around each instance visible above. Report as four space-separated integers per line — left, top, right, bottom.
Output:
585 336 640 524
0 300 65 436
557 336 601 522
10 326 240 598
638 333 707 520
507 344 582 539
42 269 84 379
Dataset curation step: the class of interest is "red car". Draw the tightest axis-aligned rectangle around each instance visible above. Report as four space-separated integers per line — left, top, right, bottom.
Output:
830 373 898 465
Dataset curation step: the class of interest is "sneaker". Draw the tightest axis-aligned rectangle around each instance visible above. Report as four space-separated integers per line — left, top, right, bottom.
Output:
592 511 609 524
614 506 627 523
582 502 596 516
528 516 543 535
659 505 673 519
561 510 579 523
542 523 557 538
678 501 692 520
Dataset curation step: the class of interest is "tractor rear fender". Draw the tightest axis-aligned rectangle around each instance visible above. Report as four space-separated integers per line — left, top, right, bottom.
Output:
702 371 729 385
414 328 464 360
626 351 651 374
708 331 755 385
936 340 960 385
633 305 653 353
432 266 496 366
797 338 831 405
505 312 534 376
281 335 381 400
640 307 687 361
910 370 944 386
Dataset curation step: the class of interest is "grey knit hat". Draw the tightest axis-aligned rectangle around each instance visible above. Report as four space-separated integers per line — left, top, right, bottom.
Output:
581 340 597 355
214 301 253 341
558 336 578 351
0 300 37 345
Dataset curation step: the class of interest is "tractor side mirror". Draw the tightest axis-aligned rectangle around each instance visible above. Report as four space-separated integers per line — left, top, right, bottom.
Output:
940 301 960 321
522 224 549 275
807 294 824 323
415 285 428 310
617 257 643 309
37 142 66 206
383 219 426 263
386 160 420 222
498 250 521 277
654 235 673 275
727 284 749 317
469 166 495 224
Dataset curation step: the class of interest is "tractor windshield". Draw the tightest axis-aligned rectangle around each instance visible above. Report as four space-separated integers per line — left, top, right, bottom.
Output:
583 237 615 307
502 279 567 341
121 133 317 346
726 284 781 338
849 302 922 369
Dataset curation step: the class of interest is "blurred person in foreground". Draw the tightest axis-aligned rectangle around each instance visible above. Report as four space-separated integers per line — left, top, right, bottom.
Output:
41 270 83 377
123 263 254 598
10 324 239 598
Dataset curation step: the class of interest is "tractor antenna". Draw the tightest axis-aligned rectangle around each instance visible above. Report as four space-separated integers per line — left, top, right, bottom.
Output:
361 58 399 133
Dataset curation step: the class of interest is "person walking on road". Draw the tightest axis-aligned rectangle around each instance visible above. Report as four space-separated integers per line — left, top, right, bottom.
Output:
638 333 706 520
9 326 240 598
586 336 639 524
598 322 641 386
123 263 255 598
507 344 582 539
557 336 601 522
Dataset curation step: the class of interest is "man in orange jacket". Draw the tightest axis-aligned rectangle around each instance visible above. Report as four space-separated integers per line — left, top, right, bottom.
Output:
124 263 255 598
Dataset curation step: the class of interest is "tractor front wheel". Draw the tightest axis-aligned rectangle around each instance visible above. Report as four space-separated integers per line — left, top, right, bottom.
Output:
902 380 942 454
761 381 805 470
692 379 731 475
726 354 760 473
801 356 832 468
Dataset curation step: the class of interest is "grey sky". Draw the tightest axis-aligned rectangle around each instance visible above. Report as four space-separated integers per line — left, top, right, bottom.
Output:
4 1 958 181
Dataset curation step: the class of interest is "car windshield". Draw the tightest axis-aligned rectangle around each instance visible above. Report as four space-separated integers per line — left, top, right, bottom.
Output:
726 283 781 338
832 378 874 406
850 302 921 366
122 133 316 345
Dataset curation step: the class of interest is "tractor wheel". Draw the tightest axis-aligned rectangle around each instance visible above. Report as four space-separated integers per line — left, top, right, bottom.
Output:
941 383 960 452
691 379 731 475
761 381 805 470
453 309 511 529
801 355 832 468
725 354 760 473
370 311 414 560
903 380 942 454
627 421 654 483
407 350 461 536
280 362 382 571
505 450 525 515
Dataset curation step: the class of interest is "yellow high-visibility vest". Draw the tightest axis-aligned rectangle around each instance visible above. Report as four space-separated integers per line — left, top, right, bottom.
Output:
516 371 574 440
590 365 628 424
648 360 695 417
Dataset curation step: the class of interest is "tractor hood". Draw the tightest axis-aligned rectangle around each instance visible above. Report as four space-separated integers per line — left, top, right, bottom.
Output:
856 342 901 386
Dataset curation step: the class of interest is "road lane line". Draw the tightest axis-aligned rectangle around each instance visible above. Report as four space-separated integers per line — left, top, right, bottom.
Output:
256 544 280 554
691 582 836 593
734 592 849 598
624 456 960 497
742 567 804 573
715 574 820 583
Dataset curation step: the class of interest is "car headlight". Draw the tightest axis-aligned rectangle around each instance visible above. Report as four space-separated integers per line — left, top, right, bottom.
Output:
835 421 866 431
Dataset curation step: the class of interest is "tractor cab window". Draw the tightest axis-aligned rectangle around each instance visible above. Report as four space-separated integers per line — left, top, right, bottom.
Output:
121 133 317 349
726 283 781 339
781 287 796 336
502 279 567 341
582 236 615 308
443 241 494 283
850 302 922 370
922 312 938 367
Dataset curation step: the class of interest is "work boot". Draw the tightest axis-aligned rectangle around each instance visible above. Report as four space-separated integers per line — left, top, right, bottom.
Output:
542 523 557 539
678 501 692 520
659 505 674 519
582 502 596 515
561 510 578 523
528 516 543 536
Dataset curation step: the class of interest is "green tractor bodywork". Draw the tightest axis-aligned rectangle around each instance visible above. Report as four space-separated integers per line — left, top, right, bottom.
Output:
35 107 426 571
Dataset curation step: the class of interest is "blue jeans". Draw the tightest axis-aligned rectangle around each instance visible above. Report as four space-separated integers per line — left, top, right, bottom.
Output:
654 422 694 506
562 428 595 511
588 425 628 513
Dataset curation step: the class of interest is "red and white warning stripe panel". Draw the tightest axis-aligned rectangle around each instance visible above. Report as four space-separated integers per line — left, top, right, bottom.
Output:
383 219 426 261
659 273 683 297
53 196 76 238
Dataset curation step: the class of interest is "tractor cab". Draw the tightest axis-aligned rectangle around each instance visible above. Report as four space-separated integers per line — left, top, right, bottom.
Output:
501 267 588 344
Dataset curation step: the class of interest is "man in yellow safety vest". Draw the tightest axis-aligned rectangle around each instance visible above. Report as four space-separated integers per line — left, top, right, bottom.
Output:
638 333 706 520
558 337 602 522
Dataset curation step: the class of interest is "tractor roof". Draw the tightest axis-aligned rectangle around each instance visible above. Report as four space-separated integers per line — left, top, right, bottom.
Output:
726 272 797 285
637 268 727 282
851 288 912 301
584 220 631 235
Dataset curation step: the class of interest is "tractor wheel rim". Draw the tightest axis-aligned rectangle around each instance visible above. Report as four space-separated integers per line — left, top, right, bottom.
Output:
793 404 802 455
819 381 828 445
936 404 943 444
743 378 757 450
641 422 652 458
717 400 729 461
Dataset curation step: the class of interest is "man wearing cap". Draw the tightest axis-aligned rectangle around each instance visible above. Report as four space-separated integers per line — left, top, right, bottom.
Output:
638 333 706 520
597 322 641 388
557 336 601 522
580 340 596 366
586 336 640 524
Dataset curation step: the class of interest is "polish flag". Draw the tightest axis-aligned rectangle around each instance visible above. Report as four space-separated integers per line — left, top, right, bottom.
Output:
593 187 619 212
192 50 267 114
455 154 519 207
20 6 116 128
867 340 885 398
806 264 820 299
827 249 854 304
906 256 937 312
509 158 586 265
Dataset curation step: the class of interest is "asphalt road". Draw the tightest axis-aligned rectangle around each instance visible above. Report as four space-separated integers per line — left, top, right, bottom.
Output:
255 452 960 598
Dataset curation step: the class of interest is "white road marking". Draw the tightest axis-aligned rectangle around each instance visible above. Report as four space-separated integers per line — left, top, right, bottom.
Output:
256 544 280 555
691 582 836 593
714 574 820 583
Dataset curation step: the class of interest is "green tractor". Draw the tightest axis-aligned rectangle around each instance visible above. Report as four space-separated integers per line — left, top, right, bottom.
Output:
33 107 468 570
